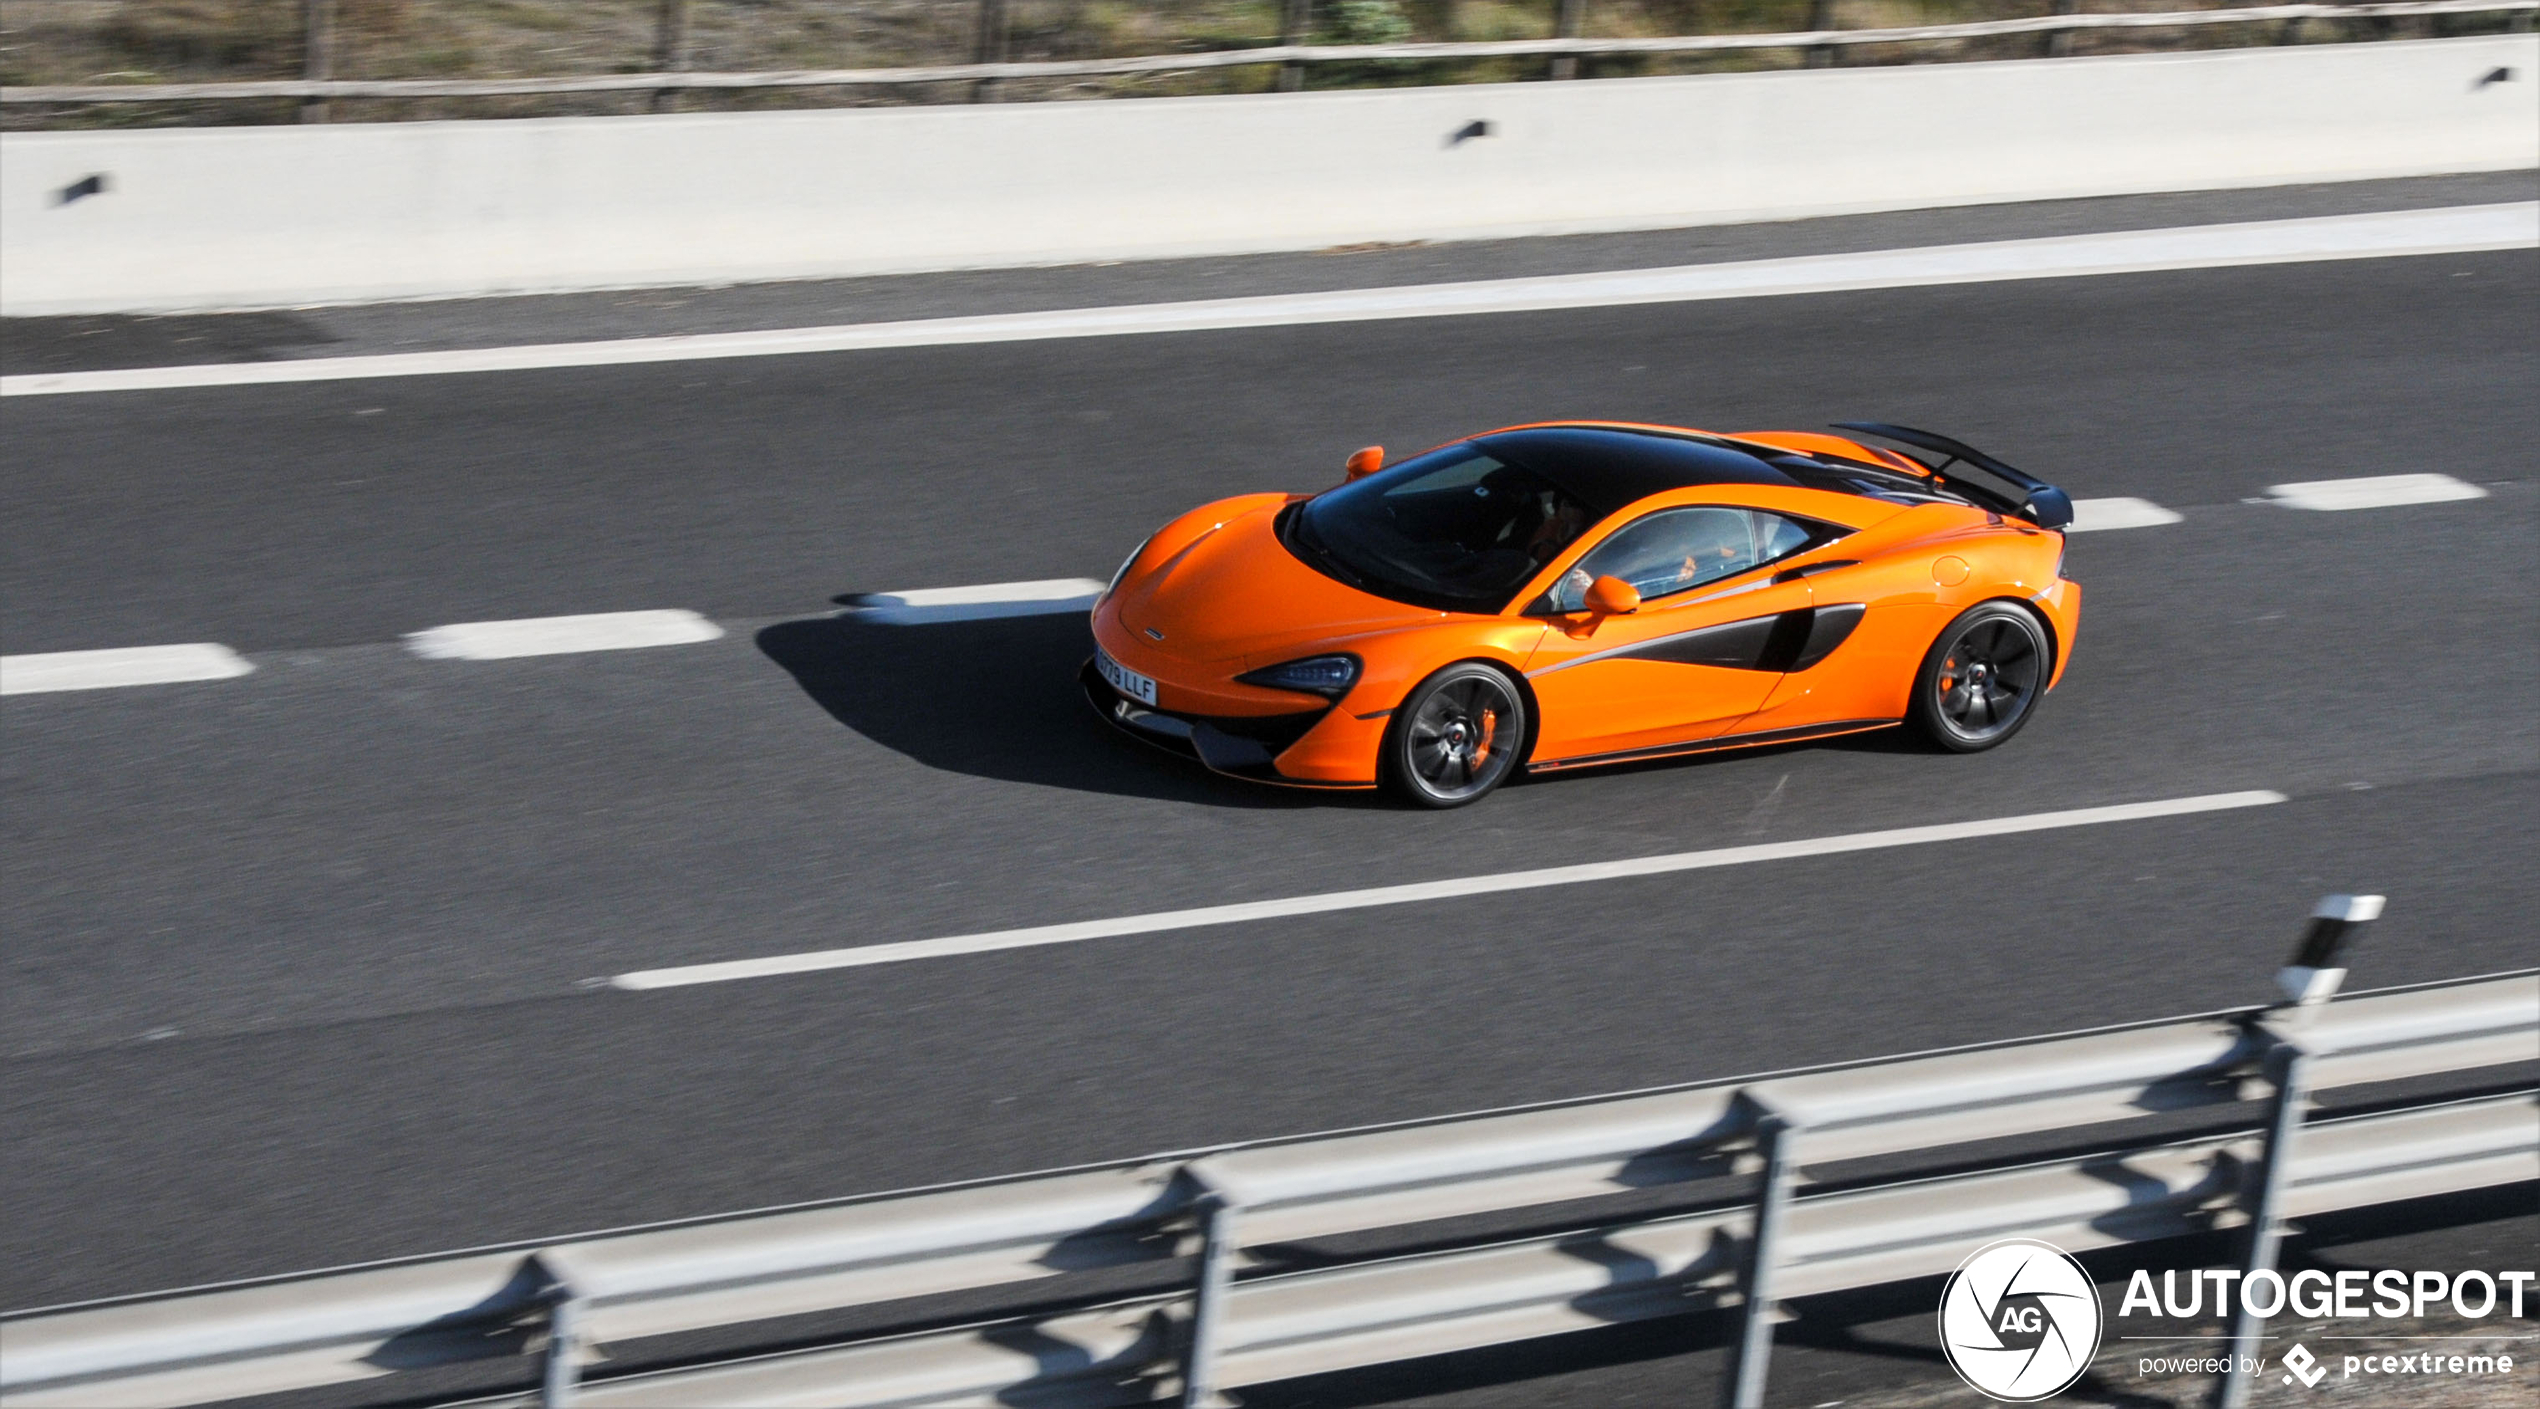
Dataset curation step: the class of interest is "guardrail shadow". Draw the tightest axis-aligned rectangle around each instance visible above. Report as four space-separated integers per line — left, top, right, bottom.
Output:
363 1258 550 1371
979 1311 1174 1406
756 609 1340 809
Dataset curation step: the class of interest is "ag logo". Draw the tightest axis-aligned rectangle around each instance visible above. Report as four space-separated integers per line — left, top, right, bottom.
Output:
1939 1238 2103 1401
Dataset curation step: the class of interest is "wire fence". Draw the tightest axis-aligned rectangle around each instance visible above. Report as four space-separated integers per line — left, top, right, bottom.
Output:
2 0 2531 126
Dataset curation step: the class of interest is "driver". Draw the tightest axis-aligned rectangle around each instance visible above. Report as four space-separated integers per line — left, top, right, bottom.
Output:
1443 484 1596 601
1527 499 1591 564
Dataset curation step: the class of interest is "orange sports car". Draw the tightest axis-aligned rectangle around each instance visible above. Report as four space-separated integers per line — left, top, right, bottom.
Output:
1084 422 2079 807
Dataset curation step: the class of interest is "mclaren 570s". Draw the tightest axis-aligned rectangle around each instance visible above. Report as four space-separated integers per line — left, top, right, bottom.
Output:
1084 421 2079 807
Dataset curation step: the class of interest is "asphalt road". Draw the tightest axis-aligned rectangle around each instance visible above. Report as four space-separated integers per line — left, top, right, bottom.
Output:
3 170 2527 372
3 187 2534 1388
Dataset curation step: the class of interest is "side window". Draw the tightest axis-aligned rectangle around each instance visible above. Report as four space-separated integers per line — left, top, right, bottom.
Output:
1754 512 1816 562
1544 508 1834 612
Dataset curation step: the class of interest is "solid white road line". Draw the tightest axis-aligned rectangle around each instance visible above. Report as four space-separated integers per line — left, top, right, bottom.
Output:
2066 497 2185 533
2263 473 2491 512
404 609 724 660
847 577 1106 625
6 204 2531 397
0 644 254 695
610 790 2287 989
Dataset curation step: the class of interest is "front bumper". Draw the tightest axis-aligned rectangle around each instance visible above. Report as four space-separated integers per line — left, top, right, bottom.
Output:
1080 660 1368 788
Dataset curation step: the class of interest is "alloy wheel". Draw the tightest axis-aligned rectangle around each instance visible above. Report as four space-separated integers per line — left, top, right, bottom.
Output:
1933 614 2044 744
1400 669 1523 805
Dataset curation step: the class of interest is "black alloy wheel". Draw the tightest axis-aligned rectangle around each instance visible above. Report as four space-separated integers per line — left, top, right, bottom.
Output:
1387 663 1527 808
1911 603 2050 752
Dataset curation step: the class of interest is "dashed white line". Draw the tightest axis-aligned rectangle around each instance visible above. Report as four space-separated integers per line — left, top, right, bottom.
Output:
4 204 2530 397
9 464 2503 692
2263 473 2490 512
845 578 1106 625
0 644 254 695
2066 497 2184 533
404 609 724 660
609 789 2288 989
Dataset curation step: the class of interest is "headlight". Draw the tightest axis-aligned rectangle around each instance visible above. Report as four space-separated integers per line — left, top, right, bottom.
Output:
1100 536 1152 604
1238 654 1360 698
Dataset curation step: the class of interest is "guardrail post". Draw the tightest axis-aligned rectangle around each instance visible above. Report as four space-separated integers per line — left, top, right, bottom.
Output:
1804 0 1840 67
2213 1040 2309 1409
541 1281 588 1409
2045 0 2078 57
1550 0 1586 79
2214 896 2374 1408
651 0 690 113
1278 0 1314 91
2274 895 2379 1009
1725 1102 1799 1409
300 0 334 124
974 0 1011 102
1182 1178 1241 1409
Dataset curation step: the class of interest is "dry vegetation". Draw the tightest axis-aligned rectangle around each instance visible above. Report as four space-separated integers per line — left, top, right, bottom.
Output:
0 0 2504 126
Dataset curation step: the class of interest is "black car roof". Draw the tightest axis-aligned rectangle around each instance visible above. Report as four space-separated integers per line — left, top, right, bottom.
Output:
1474 424 1957 517
1474 426 1801 515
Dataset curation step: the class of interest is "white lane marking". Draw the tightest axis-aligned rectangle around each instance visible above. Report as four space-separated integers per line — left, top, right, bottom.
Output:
2263 473 2490 512
846 577 1105 625
6 204 2530 397
404 609 724 660
2066 497 2184 533
611 790 2286 989
0 643 254 695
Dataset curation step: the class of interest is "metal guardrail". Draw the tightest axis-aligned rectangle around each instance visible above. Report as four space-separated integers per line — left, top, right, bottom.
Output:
495 1093 2540 1408
4 0 2533 107
3 956 2532 1408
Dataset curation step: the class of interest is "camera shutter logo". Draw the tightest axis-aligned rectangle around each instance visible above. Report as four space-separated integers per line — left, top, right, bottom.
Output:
1939 1238 2104 1401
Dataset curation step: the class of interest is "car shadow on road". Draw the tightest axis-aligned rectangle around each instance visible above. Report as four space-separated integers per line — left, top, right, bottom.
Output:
1506 720 1933 797
756 608 1349 809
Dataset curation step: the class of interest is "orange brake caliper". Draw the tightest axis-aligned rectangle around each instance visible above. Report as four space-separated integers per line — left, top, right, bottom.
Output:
1474 708 1498 764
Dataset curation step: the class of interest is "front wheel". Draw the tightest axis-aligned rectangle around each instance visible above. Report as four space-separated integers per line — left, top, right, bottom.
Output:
1385 663 1527 808
1909 603 2051 752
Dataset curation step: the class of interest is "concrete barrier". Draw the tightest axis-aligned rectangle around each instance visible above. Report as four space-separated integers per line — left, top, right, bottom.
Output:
2 35 2532 314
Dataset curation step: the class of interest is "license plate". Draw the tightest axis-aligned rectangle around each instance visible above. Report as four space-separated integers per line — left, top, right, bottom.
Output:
1096 647 1158 706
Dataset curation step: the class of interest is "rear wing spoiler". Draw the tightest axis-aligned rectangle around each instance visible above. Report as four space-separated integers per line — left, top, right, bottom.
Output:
1831 422 2075 530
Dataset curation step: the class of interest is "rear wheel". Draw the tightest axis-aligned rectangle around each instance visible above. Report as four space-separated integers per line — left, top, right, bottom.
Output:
1385 663 1526 808
1910 603 2050 752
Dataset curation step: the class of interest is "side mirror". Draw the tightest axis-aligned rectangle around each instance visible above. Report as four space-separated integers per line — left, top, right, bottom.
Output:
1584 575 1641 617
1344 446 1385 480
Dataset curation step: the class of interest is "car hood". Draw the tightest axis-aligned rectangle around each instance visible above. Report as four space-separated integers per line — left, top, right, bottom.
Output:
1114 503 1440 666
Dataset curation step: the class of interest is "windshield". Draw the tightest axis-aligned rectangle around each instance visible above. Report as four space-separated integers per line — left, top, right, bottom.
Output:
1285 445 1596 613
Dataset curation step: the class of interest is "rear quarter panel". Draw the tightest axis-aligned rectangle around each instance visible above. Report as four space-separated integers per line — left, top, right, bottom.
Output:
1745 508 2071 728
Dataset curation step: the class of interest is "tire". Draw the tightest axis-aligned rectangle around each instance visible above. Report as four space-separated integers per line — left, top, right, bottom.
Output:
1384 663 1528 808
1909 602 2052 753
